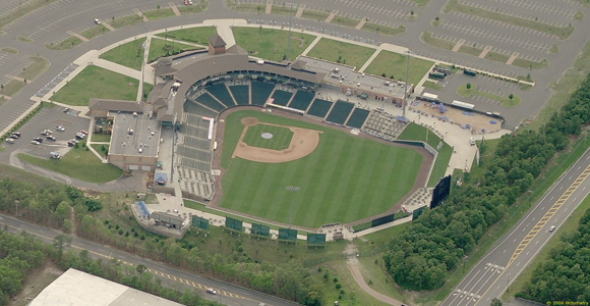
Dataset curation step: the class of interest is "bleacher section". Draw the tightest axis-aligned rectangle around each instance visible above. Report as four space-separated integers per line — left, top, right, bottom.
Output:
361 110 406 141
288 91 315 111
229 85 250 105
195 93 226 112
251 81 276 106
177 111 215 199
307 99 333 118
326 100 355 125
184 100 219 118
206 84 236 107
270 90 293 106
345 108 370 129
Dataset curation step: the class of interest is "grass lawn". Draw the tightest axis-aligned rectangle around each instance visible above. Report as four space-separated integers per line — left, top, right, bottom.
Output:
232 27 316 62
50 65 145 106
99 38 146 71
444 0 574 40
184 199 283 231
365 50 434 86
80 25 108 40
219 110 424 228
155 26 217 45
17 142 122 183
504 195 590 301
91 133 112 143
397 123 453 186
468 138 502 181
361 23 406 36
457 84 521 107
307 38 375 69
148 38 202 63
0 0 60 30
45 36 83 50
420 32 454 51
1 47 18 54
527 34 590 131
358 255 406 302
143 7 175 20
243 124 293 150
110 15 143 29
330 15 360 28
423 80 443 90
301 9 330 22
91 144 109 156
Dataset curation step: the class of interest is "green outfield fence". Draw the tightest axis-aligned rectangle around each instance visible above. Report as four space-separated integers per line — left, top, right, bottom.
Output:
306 233 326 247
225 216 243 233
251 223 271 238
278 228 298 242
191 216 210 231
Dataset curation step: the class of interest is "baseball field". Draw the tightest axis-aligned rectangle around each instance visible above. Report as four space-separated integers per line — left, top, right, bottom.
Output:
218 110 425 228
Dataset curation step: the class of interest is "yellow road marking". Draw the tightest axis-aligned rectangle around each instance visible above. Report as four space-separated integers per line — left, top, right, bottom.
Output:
507 163 590 266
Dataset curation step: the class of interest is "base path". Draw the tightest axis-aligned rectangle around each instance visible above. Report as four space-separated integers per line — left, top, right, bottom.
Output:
232 117 322 163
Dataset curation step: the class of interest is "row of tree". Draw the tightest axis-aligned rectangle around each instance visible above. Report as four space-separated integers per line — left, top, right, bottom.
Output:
383 73 590 290
516 208 590 303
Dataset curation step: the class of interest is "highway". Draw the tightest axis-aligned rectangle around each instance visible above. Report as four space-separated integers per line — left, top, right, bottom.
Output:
0 213 296 306
441 147 590 306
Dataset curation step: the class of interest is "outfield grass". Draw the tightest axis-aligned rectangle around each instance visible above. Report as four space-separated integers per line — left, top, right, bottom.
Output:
219 110 424 228
365 50 434 87
99 38 146 70
155 27 217 45
444 0 574 40
17 141 122 183
148 38 202 63
50 65 145 106
307 38 375 69
397 123 453 186
232 27 316 62
243 124 293 150
457 84 521 107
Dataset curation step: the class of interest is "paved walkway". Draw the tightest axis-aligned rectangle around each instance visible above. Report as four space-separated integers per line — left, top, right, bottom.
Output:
348 257 404 306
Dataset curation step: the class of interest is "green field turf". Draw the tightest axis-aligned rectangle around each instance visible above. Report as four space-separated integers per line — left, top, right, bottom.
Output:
219 110 424 228
242 124 294 150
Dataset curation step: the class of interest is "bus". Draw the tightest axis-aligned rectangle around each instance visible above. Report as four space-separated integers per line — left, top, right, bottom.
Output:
451 100 475 110
421 93 439 102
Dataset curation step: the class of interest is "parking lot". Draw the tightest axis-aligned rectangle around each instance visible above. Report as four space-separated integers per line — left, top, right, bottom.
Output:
0 105 90 162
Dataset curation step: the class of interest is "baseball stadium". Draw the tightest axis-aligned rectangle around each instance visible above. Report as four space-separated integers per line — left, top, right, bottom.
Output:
128 34 438 230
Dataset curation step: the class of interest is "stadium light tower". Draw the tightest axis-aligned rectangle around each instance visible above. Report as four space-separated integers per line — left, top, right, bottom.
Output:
285 2 298 62
286 186 300 229
403 49 414 118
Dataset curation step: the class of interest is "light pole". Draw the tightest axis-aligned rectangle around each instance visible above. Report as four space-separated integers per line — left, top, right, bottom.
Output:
402 49 413 118
285 186 300 229
285 2 298 62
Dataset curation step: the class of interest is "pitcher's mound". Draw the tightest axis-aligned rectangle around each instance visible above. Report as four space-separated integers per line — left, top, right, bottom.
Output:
261 133 273 139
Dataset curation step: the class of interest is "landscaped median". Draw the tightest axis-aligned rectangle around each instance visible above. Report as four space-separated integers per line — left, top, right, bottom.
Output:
18 139 122 183
457 83 521 107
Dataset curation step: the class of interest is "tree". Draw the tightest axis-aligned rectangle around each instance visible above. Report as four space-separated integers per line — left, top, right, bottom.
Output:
466 83 472 90
53 234 72 264
509 93 514 100
491 298 502 306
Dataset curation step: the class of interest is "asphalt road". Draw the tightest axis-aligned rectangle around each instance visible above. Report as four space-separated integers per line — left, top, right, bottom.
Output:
0 213 298 306
441 147 590 306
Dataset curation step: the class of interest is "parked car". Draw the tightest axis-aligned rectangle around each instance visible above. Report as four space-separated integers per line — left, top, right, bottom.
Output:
33 137 43 143
10 133 20 139
12 132 21 137
31 141 40 145
63 107 70 113
76 133 86 140
41 129 52 136
5 139 14 144
67 141 76 147
50 152 61 159
56 126 65 132
46 135 56 141
549 225 556 232
79 130 89 135
94 18 101 25
69 139 79 144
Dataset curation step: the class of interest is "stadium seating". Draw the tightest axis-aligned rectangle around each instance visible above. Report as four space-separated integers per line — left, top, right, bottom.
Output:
183 135 211 150
195 93 226 112
184 100 219 118
177 145 212 162
362 111 406 141
326 100 355 125
180 125 209 139
229 85 250 105
206 83 236 107
288 90 315 111
178 156 211 172
251 81 275 106
306 99 333 118
270 90 293 106
345 108 370 129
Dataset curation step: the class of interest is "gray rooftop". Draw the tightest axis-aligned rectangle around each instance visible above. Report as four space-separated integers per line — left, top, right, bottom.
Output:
208 34 226 48
298 56 409 100
29 268 182 306
89 99 145 113
110 112 161 157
